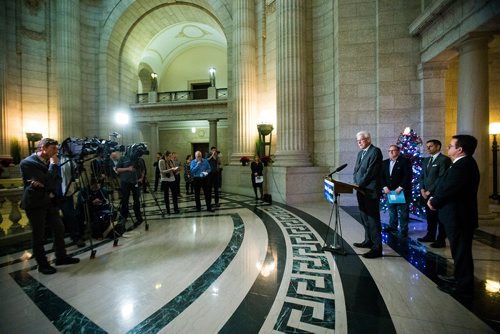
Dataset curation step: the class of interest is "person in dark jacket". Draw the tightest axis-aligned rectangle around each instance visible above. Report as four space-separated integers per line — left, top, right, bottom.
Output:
428 134 480 295
20 138 80 275
353 131 383 259
381 145 412 238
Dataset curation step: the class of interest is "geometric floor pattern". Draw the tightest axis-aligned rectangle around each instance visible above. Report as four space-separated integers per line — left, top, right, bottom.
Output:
0 192 498 333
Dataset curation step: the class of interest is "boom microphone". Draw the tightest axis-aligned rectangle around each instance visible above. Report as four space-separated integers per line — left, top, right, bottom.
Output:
326 163 348 177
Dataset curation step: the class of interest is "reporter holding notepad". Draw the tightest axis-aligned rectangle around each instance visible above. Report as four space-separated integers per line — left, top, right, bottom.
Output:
381 145 412 238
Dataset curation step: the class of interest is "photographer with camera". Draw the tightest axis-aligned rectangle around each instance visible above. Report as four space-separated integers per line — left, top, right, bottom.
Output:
77 177 114 239
116 147 144 228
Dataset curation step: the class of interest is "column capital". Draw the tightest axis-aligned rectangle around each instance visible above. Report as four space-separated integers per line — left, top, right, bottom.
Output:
454 32 493 54
417 61 449 80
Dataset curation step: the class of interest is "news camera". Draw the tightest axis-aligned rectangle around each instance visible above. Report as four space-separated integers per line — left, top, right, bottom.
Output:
124 143 149 162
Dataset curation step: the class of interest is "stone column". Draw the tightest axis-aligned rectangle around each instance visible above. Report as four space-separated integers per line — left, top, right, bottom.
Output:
208 119 218 149
456 34 491 216
137 122 158 177
56 0 82 138
418 62 448 142
230 0 257 164
274 0 311 166
0 2 7 159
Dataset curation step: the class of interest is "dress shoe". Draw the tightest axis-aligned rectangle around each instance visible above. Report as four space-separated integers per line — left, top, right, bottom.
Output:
437 274 457 284
174 210 180 214
353 241 373 248
38 264 57 275
196 207 202 212
382 227 397 233
76 239 86 248
133 220 143 228
207 208 215 212
417 234 435 242
362 248 383 259
437 283 472 296
430 241 446 248
55 257 80 266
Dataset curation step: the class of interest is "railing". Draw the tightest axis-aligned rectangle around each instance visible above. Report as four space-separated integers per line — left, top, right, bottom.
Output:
0 178 30 243
136 88 228 104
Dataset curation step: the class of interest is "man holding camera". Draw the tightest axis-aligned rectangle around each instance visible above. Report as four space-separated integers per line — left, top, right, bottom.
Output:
20 138 80 275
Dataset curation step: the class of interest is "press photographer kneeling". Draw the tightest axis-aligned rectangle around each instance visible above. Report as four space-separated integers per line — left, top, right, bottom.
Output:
77 178 115 239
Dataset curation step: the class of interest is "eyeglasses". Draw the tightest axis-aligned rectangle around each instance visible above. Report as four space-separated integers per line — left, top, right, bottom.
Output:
357 138 368 143
447 144 455 149
426 145 434 149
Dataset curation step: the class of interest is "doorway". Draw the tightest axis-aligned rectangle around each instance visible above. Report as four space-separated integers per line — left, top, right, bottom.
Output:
191 83 210 100
192 142 209 158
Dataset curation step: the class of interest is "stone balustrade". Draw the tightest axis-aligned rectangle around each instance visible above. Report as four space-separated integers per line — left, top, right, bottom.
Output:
0 178 30 244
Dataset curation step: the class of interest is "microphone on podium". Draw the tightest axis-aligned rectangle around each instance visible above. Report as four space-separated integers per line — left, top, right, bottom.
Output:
326 163 348 178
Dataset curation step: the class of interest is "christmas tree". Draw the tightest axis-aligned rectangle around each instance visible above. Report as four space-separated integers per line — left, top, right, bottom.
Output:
381 127 425 217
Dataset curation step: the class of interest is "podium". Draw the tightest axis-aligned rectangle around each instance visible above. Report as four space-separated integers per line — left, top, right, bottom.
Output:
323 178 361 255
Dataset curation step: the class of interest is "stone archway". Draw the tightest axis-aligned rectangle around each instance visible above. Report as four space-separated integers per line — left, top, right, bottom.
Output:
97 0 232 141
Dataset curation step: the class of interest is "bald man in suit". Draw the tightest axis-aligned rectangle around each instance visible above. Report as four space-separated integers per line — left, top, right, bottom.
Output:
353 131 383 258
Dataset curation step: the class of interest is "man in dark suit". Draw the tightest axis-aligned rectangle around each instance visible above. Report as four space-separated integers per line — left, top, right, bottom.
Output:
381 145 412 237
20 138 80 275
428 134 479 295
418 139 452 247
353 131 383 258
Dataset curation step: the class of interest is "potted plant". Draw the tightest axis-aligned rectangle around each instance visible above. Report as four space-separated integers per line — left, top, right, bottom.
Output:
240 156 250 166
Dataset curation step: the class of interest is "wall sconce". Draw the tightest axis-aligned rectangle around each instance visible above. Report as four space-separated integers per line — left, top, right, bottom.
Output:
208 67 216 87
150 72 158 92
26 132 43 154
489 122 500 202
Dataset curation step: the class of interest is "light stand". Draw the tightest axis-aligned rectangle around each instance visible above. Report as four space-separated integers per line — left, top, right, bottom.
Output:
489 123 500 202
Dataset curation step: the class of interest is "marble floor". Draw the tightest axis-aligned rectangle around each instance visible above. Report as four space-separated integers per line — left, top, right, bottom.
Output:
0 192 499 333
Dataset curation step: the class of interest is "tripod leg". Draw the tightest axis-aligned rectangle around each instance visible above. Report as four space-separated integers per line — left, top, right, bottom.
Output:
146 181 166 216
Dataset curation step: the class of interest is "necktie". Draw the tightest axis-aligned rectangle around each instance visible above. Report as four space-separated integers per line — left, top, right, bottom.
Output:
361 150 367 160
427 156 433 170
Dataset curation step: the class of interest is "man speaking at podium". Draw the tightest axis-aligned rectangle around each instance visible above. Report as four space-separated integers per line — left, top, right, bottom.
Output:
353 131 383 258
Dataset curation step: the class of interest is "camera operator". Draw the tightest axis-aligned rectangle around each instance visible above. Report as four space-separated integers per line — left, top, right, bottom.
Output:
20 138 80 275
207 146 221 208
90 152 106 184
77 178 113 239
116 152 144 228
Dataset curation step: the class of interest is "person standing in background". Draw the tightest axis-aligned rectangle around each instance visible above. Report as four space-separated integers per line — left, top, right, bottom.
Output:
251 155 264 200
418 139 452 248
153 152 162 192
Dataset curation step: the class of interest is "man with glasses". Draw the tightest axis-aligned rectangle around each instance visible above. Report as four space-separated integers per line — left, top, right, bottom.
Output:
381 145 411 238
428 135 479 295
418 139 451 247
20 138 80 275
353 131 383 258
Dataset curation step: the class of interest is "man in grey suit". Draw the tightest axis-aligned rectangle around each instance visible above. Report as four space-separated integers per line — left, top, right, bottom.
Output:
353 131 383 258
418 139 452 247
